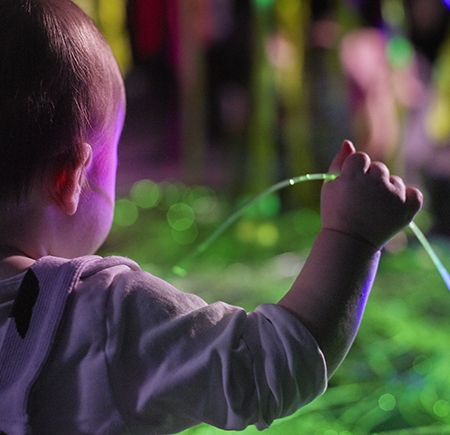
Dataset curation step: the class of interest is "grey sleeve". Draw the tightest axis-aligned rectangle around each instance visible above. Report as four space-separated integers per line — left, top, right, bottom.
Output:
106 271 327 433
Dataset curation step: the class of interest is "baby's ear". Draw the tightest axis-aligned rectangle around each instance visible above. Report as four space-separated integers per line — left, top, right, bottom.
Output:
51 143 92 215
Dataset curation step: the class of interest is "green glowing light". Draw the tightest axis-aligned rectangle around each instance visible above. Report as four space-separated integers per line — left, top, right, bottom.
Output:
256 194 280 217
130 179 160 209
387 36 413 69
256 223 279 247
114 198 139 227
161 182 181 207
254 0 273 9
172 265 187 277
167 203 195 231
236 221 279 246
379 393 396 411
238 193 281 218
236 221 258 243
171 224 198 245
433 400 450 417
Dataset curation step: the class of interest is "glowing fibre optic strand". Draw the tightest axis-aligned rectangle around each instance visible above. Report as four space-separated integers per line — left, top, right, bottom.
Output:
172 173 337 277
408 221 450 290
172 173 450 291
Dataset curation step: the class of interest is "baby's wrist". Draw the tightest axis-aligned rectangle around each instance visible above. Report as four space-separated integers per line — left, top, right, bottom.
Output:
320 227 381 252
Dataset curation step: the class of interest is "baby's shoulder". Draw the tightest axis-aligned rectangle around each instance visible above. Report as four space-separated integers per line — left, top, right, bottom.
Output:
71 255 207 321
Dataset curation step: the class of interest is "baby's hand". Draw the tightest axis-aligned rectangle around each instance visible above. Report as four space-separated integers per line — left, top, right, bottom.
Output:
321 140 423 249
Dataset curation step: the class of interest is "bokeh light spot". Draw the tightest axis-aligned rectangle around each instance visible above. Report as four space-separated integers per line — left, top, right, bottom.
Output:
258 193 281 217
161 182 181 207
387 36 413 69
413 355 432 375
187 186 215 203
239 193 280 218
167 203 195 231
236 220 258 243
130 179 160 208
433 400 450 417
256 223 279 246
114 198 139 227
171 224 198 245
255 0 273 9
189 187 220 224
379 393 396 411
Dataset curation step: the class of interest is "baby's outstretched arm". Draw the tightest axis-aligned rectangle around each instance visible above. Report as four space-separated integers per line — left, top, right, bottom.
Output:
278 140 423 376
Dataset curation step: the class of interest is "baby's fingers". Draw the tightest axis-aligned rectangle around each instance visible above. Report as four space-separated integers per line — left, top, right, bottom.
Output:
328 140 356 174
388 176 422 224
404 187 423 220
340 151 371 178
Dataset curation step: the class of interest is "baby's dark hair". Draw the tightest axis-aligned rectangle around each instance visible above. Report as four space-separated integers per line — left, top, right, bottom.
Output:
0 0 125 203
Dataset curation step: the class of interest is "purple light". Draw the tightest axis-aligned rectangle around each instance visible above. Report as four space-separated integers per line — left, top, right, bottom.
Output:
444 0 450 10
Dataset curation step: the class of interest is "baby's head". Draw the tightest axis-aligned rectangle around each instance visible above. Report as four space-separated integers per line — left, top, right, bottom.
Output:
0 0 126 256
0 0 125 205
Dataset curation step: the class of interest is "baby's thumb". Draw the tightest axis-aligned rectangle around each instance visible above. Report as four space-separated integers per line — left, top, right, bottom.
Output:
328 140 355 175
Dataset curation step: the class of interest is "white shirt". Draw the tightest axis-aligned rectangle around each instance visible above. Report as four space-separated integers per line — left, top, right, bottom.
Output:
0 256 327 434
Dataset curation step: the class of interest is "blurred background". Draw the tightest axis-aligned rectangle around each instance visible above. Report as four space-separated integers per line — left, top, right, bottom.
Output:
76 1 450 434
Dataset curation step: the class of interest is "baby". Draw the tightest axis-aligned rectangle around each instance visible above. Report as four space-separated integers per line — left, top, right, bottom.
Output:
0 1 422 434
